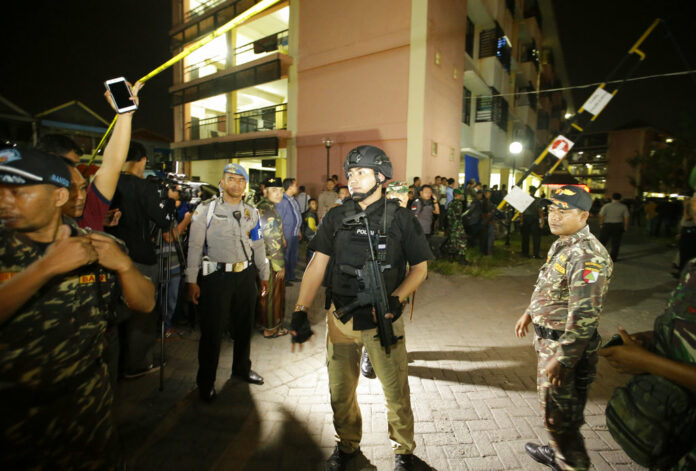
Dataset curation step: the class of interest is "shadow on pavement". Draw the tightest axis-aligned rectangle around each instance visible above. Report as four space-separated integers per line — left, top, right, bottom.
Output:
240 406 325 471
604 280 676 311
407 346 537 392
123 379 261 470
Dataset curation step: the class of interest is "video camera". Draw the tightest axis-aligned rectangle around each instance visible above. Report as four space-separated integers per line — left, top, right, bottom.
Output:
148 173 199 206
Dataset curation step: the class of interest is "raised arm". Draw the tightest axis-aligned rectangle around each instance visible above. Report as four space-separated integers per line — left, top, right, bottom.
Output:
93 82 143 201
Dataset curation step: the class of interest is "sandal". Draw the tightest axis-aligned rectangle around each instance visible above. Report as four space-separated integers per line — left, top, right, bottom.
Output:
264 327 289 339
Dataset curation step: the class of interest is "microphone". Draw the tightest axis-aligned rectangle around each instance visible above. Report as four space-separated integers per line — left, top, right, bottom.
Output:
233 210 241 221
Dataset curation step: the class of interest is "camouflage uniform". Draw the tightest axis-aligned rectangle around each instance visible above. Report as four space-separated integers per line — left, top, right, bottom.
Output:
656 259 696 470
256 197 286 331
444 197 467 258
0 225 119 469
526 224 613 470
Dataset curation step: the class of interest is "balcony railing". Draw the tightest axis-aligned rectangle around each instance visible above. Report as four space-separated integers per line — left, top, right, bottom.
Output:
172 0 265 49
182 30 288 82
479 23 511 72
184 103 287 140
185 0 227 22
234 103 287 133
186 115 227 140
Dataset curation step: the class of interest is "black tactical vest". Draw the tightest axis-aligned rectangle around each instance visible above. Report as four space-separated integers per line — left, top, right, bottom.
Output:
326 198 405 307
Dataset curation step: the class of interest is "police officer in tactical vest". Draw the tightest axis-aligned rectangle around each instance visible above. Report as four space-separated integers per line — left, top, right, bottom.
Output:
290 146 432 471
186 163 269 402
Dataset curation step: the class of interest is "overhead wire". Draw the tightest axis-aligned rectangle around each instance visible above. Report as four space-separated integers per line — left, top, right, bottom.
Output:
479 69 696 99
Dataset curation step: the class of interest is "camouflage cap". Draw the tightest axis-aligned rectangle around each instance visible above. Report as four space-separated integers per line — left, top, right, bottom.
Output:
263 177 283 188
386 180 409 194
453 188 465 195
542 185 592 211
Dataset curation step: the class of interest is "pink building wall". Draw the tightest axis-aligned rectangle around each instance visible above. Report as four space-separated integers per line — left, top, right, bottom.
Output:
295 0 411 197
295 0 467 197
420 0 467 182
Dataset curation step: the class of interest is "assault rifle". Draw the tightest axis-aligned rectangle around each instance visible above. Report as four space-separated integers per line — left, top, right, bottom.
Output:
333 212 401 354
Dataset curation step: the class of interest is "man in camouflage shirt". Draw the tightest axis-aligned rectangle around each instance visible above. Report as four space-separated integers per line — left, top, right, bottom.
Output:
0 147 155 469
444 188 467 264
256 177 288 338
515 185 613 471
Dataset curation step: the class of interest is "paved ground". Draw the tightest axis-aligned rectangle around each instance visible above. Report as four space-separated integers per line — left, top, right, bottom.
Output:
114 225 677 470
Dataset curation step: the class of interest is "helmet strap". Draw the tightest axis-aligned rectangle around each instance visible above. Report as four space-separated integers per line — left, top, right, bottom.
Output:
351 170 383 202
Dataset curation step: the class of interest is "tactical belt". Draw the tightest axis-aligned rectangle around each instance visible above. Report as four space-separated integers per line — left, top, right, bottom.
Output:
534 324 565 341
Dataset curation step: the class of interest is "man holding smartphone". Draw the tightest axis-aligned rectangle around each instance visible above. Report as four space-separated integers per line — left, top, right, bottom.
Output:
38 81 143 231
514 186 613 471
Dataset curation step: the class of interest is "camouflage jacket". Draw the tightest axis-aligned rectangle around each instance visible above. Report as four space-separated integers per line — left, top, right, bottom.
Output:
0 225 119 389
526 225 613 367
257 197 286 272
653 258 696 363
653 259 696 469
447 199 465 229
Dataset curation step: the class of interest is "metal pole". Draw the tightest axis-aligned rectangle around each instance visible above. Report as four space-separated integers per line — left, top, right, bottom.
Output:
326 145 330 181
505 158 516 246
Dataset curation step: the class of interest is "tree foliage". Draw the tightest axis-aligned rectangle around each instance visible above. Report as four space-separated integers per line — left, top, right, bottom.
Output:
628 140 696 194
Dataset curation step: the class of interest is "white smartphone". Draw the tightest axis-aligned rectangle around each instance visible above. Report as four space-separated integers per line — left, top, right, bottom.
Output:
104 77 137 113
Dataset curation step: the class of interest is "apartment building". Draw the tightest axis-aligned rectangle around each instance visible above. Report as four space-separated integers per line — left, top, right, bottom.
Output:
170 0 294 188
461 0 570 190
566 124 673 198
169 0 568 196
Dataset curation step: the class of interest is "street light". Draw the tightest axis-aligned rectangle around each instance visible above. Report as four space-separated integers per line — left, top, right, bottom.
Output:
505 141 523 246
322 137 334 180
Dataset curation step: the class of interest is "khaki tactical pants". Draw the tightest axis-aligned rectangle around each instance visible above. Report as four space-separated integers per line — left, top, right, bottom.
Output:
326 310 415 454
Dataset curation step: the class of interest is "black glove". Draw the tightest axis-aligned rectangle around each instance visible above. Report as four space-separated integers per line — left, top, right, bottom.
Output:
291 310 313 344
388 296 405 321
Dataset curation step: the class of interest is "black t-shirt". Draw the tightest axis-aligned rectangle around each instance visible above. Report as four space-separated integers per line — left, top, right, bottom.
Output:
310 197 432 330
107 173 175 265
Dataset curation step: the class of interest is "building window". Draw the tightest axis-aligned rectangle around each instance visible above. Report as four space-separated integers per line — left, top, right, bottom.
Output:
462 87 472 125
476 87 508 131
476 94 492 123
479 22 511 72
465 17 474 57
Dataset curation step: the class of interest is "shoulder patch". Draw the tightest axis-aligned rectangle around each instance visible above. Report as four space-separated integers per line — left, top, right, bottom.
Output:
553 263 566 275
582 262 601 283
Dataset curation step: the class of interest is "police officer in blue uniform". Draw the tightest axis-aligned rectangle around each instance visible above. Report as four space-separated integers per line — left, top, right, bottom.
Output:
186 163 269 402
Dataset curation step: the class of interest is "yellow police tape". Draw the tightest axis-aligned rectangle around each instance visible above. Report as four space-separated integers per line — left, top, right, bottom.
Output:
86 0 282 168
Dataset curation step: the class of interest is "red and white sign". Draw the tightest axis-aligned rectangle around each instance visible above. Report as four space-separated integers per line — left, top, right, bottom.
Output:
548 135 575 159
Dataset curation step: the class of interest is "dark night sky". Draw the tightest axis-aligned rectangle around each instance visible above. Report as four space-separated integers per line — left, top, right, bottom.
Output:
3 0 173 138
554 0 696 142
2 1 695 142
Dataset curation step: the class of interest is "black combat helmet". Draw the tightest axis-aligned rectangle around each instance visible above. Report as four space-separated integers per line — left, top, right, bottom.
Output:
343 145 393 180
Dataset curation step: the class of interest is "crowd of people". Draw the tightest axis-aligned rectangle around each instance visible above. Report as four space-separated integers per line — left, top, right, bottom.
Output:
1 83 695 470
